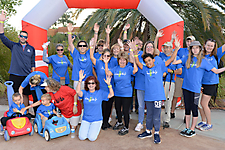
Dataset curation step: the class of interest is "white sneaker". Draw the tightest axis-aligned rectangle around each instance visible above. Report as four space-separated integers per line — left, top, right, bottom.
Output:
108 117 112 123
0 131 4 136
135 123 143 132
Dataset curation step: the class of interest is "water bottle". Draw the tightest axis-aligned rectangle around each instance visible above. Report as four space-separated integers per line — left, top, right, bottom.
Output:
71 127 75 138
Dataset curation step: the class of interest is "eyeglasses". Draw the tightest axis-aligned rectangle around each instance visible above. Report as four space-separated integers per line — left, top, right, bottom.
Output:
78 45 87 47
57 49 64 51
146 46 153 49
19 35 28 39
87 82 95 85
98 45 103 47
104 55 110 57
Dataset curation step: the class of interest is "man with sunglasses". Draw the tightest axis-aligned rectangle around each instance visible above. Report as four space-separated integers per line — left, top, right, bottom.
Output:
0 11 35 107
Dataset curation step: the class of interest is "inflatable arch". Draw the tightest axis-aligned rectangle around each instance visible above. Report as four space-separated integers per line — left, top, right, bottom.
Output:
22 0 184 76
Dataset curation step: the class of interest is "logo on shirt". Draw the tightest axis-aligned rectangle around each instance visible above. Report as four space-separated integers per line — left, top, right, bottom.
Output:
55 97 64 103
58 60 67 64
146 69 157 76
79 57 87 62
27 49 31 53
114 71 126 77
85 97 97 102
206 57 213 62
101 66 105 71
47 110 52 115
191 61 197 68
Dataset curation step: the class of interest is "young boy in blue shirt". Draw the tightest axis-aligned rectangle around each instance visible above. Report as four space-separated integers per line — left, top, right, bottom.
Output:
36 93 57 134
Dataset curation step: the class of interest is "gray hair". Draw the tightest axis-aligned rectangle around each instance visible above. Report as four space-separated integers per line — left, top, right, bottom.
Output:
56 43 64 49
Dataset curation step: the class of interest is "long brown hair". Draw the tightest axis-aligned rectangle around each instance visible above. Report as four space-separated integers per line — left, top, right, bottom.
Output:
203 38 217 57
186 46 203 69
142 41 156 58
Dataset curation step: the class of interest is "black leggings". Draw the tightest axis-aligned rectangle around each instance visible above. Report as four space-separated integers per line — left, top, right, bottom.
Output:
115 96 132 128
31 89 47 115
1 113 32 126
183 89 200 117
102 97 114 127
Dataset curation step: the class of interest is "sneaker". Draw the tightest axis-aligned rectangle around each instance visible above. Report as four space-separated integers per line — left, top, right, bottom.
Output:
163 122 170 129
185 130 196 137
0 131 4 136
135 123 143 132
180 128 189 136
113 122 124 130
137 131 152 139
170 113 175 119
40 128 44 134
108 117 112 123
107 123 112 129
154 134 161 144
195 121 206 130
200 124 213 131
118 127 129 136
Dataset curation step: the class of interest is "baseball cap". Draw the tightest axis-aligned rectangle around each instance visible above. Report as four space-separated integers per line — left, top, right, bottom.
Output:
123 39 130 45
162 42 173 47
186 36 196 41
190 41 202 48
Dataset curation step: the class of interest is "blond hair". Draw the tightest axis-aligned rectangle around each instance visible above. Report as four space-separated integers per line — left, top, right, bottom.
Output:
41 93 51 101
29 74 41 85
110 43 121 56
44 78 61 92
12 92 21 101
117 51 129 65
186 46 203 69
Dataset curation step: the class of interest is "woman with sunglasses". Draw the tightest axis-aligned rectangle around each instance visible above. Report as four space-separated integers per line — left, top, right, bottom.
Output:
89 38 117 130
77 70 114 141
196 39 225 131
105 50 138 135
42 43 72 85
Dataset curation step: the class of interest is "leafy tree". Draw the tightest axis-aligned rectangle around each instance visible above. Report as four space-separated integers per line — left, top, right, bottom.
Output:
53 11 75 27
0 0 22 17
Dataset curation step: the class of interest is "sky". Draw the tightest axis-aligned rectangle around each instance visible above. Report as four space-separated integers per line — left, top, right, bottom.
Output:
7 0 96 31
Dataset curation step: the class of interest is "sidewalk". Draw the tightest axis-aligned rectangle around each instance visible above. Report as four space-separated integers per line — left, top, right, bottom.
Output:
0 105 224 150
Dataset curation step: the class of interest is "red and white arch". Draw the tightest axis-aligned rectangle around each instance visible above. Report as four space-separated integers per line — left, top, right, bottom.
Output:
22 0 184 76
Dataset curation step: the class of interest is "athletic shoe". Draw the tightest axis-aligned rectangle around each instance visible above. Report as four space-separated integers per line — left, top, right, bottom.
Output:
113 122 124 130
108 117 112 123
185 130 196 137
195 121 206 130
118 127 129 136
163 122 170 128
180 128 189 136
137 131 152 139
200 124 213 131
154 134 161 144
107 123 112 129
0 131 4 136
40 128 44 134
170 113 175 119
135 123 143 132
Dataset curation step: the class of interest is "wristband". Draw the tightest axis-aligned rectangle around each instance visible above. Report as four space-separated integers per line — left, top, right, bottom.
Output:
68 32 72 34
74 102 77 106
124 31 127 34
30 104 33 108
134 55 138 57
94 32 98 34
17 110 20 113
78 80 82 82
90 46 93 49
171 70 174 74
136 45 138 47
130 49 133 52
108 85 112 88
0 21 4 24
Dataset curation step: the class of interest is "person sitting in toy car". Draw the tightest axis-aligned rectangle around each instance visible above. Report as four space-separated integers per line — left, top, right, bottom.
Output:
36 93 58 134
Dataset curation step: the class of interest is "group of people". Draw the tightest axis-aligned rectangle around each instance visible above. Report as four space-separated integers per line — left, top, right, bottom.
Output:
0 10 225 144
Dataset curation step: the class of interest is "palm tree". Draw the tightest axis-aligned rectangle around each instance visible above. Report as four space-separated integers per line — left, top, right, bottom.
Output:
72 0 225 47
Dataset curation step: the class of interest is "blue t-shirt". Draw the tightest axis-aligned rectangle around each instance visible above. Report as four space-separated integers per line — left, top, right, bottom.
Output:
80 90 108 122
110 57 119 66
202 46 225 85
177 48 189 78
70 48 93 81
134 51 145 91
140 57 167 101
21 71 48 91
36 103 55 118
94 59 117 92
111 65 134 97
159 52 182 82
7 102 26 117
47 55 70 84
181 56 214 93
94 52 101 59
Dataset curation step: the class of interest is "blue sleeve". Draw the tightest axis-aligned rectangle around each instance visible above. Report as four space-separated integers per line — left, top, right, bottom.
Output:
20 104 27 114
65 56 71 66
202 59 214 71
217 46 225 62
7 104 15 117
36 106 41 114
52 103 55 110
21 73 33 88
140 66 145 75
31 47 35 67
181 56 187 66
0 33 15 50
161 62 167 73
70 48 78 59
101 90 109 101
79 90 86 99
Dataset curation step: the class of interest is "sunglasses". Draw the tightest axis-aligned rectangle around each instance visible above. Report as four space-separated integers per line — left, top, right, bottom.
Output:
98 45 103 47
104 55 110 57
87 82 95 85
78 45 87 47
57 49 64 51
19 35 28 39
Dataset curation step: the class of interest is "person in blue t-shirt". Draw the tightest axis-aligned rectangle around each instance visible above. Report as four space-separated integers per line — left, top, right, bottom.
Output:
90 39 117 130
42 43 72 85
173 41 225 138
0 93 31 128
134 37 181 144
76 70 114 141
19 71 48 115
196 39 225 131
171 35 196 119
105 51 138 136
36 93 57 134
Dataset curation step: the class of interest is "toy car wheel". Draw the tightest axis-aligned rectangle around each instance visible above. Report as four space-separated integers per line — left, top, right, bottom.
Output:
34 123 38 133
4 130 10 141
1 124 3 131
44 130 51 141
29 126 34 136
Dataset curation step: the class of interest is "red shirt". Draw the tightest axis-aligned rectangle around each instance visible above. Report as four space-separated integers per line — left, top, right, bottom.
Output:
49 86 81 118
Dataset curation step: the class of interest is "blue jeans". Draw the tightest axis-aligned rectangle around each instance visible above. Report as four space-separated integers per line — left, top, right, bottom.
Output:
146 101 161 132
137 90 145 124
79 120 102 141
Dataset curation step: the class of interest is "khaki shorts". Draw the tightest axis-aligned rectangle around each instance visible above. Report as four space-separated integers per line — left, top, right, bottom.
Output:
173 77 183 98
62 115 80 127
